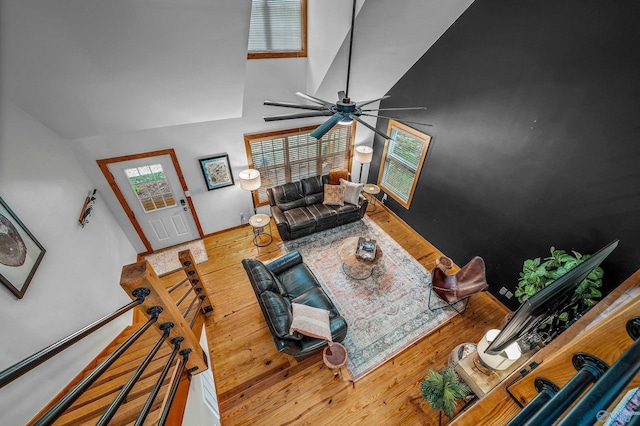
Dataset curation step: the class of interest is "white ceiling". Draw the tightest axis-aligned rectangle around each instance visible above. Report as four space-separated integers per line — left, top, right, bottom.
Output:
1 0 474 141
1 0 252 140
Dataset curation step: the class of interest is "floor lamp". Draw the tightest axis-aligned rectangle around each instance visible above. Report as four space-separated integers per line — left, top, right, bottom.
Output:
354 146 373 183
239 169 261 214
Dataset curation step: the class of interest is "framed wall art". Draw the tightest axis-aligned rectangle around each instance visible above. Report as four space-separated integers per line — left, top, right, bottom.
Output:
0 197 46 298
199 154 235 191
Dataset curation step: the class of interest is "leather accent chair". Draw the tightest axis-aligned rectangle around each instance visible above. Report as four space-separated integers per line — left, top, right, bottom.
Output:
242 251 348 361
428 256 489 314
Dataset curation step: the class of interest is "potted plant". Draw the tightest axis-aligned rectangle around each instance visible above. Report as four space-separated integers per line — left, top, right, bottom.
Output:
421 367 470 425
514 246 604 332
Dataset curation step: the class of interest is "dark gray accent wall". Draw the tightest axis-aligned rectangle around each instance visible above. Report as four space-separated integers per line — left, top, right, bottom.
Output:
368 0 640 310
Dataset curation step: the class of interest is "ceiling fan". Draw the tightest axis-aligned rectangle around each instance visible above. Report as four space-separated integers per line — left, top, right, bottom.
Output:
263 0 431 140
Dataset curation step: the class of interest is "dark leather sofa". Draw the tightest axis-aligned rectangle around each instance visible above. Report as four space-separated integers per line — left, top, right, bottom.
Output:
266 174 368 241
241 250 348 361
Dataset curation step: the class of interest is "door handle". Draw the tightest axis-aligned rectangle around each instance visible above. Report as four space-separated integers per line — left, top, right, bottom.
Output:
180 199 187 211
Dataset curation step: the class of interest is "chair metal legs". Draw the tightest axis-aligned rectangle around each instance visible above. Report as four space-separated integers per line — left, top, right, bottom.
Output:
428 288 472 314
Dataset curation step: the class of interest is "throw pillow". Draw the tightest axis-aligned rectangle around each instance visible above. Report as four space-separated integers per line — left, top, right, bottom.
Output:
329 169 349 185
323 184 345 206
289 303 333 342
340 178 364 205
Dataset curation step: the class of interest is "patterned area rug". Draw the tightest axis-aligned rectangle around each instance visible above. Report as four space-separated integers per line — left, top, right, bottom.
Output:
144 239 208 276
281 217 457 381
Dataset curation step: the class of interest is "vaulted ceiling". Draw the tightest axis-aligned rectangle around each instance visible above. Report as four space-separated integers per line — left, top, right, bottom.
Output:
1 0 474 140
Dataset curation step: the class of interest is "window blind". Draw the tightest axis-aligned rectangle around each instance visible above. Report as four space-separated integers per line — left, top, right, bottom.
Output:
248 0 303 53
245 124 354 206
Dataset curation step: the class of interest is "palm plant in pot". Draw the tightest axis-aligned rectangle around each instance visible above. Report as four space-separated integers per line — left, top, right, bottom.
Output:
514 246 604 336
421 367 470 425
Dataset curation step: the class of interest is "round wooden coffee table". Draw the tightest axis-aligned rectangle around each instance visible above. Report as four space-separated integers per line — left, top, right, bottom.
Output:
338 236 383 280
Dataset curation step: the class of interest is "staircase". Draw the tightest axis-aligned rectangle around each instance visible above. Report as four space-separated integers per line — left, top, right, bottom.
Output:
1 249 213 426
49 320 187 425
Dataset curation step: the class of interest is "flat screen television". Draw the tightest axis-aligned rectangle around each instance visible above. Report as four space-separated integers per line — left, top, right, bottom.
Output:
484 239 619 355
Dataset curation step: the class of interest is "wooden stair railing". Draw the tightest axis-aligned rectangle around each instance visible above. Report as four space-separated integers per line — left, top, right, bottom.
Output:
0 249 213 426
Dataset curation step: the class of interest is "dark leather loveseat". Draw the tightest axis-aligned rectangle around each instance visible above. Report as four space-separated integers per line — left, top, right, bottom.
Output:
267 174 368 241
241 250 348 361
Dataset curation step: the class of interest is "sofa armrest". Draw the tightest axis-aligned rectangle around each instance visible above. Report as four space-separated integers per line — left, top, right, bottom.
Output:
267 250 303 275
357 194 369 218
270 205 286 224
270 205 292 240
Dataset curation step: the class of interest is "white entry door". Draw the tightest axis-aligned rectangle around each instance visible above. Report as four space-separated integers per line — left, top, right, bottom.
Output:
108 154 199 251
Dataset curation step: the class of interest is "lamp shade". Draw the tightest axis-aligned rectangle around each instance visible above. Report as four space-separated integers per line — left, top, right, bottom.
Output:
238 169 261 191
354 146 373 164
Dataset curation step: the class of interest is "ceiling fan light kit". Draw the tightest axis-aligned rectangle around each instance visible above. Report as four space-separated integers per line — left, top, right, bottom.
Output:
263 0 430 141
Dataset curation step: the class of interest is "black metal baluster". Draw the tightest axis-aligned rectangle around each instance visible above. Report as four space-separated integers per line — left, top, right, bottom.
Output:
167 276 189 293
134 337 184 426
96 322 174 426
507 378 560 426
524 353 609 426
175 285 195 307
181 288 202 317
558 317 640 426
33 306 162 426
189 296 206 328
157 348 192 426
0 288 149 389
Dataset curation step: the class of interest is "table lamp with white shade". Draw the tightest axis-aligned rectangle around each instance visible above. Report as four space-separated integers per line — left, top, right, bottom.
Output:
354 146 373 183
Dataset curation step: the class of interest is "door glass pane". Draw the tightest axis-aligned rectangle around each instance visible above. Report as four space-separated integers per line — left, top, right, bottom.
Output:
124 164 177 212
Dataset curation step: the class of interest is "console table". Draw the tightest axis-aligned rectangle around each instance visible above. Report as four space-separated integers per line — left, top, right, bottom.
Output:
455 348 536 397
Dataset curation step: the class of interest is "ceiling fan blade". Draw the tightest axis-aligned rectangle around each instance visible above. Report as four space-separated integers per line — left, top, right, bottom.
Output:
362 107 427 112
264 100 328 111
338 90 346 101
264 111 333 122
353 116 394 140
356 95 391 108
360 113 434 127
310 114 344 139
295 92 334 107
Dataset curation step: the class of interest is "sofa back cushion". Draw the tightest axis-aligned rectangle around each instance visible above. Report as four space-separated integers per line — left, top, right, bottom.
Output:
270 182 306 211
340 178 364 205
242 258 286 294
301 176 324 205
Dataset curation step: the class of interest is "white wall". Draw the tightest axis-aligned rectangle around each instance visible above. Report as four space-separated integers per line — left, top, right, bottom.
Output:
183 326 221 426
72 57 331 252
0 99 137 426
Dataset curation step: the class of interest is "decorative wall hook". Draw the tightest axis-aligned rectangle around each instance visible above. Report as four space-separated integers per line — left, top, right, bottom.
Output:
79 189 96 228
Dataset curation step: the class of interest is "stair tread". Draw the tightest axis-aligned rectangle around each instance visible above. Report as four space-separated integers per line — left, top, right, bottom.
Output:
53 374 172 425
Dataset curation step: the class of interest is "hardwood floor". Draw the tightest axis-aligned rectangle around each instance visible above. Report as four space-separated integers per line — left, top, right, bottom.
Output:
196 205 510 425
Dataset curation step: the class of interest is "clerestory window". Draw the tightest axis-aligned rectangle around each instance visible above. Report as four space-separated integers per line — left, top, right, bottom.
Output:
248 0 307 59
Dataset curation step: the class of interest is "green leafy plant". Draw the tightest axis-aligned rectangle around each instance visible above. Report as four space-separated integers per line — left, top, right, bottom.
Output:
514 246 604 324
421 367 470 425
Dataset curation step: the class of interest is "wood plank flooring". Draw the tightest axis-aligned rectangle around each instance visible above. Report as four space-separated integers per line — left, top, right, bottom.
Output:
197 205 511 425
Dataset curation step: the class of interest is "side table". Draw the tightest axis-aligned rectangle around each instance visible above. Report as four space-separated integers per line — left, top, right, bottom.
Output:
323 342 348 379
249 214 272 247
362 184 381 212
